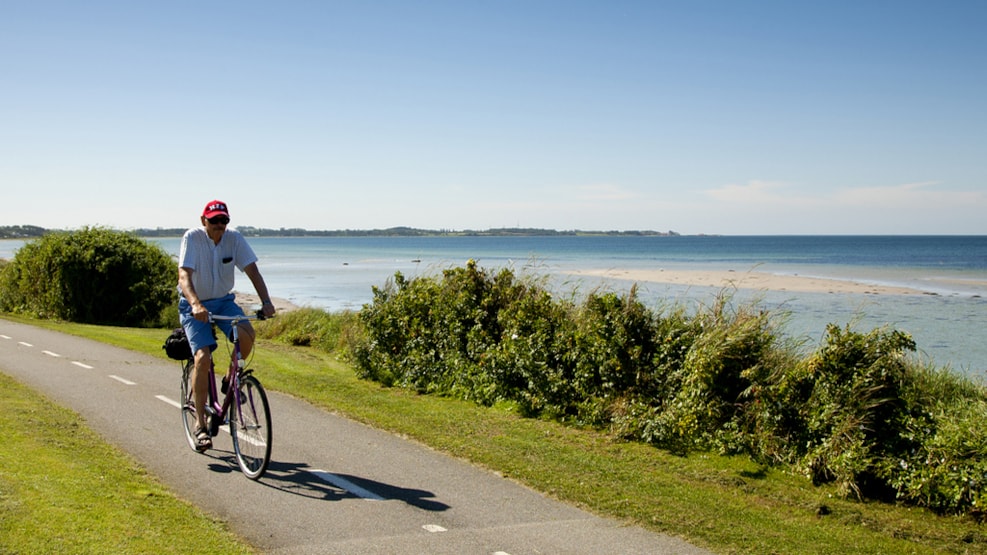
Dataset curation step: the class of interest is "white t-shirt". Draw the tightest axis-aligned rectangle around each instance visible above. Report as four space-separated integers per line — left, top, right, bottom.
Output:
177 228 258 302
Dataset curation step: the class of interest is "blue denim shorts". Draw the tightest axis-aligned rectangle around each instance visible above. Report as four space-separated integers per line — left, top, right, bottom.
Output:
178 293 246 355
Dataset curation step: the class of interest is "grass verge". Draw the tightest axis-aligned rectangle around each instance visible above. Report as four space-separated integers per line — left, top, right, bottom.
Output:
6 315 987 554
0 370 255 554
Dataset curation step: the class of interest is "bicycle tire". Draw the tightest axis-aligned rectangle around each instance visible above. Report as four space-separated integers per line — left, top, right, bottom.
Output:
180 360 199 452
229 374 272 480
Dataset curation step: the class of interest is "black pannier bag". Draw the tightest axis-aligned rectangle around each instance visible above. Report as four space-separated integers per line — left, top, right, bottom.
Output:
163 327 193 360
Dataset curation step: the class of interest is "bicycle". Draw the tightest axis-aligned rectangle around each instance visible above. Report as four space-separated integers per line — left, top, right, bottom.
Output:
179 311 273 480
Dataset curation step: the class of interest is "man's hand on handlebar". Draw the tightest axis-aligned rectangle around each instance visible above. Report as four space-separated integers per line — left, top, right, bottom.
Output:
259 302 276 319
191 301 210 323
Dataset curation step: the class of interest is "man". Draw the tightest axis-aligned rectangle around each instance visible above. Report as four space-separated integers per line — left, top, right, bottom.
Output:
177 200 276 452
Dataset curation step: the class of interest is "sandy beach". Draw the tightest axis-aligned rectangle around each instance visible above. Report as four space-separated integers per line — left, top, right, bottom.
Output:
567 268 926 296
239 270 930 312
234 292 301 313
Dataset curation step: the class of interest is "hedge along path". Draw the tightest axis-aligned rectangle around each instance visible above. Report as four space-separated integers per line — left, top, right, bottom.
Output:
349 261 987 517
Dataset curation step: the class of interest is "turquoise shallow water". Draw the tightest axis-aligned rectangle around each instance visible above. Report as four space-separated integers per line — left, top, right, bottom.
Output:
3 235 986 376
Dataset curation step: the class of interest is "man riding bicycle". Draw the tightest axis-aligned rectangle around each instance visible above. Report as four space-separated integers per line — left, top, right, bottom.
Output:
177 200 277 451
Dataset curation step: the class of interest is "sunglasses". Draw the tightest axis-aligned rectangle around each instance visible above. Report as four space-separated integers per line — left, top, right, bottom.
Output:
207 216 230 225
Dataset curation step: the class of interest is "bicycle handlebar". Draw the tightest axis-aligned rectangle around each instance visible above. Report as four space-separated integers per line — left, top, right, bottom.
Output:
208 309 269 323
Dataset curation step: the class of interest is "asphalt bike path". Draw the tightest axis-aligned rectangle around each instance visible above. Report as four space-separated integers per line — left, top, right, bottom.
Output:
0 319 710 554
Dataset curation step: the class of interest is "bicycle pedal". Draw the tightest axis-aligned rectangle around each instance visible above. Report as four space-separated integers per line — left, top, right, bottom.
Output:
208 414 221 436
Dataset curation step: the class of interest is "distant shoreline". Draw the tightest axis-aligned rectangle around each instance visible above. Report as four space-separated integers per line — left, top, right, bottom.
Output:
1 225 682 240
5 226 984 241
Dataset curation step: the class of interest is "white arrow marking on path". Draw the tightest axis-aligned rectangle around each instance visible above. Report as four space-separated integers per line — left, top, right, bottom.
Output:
310 470 385 500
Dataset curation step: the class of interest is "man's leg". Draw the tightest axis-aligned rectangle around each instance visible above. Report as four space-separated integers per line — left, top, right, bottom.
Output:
192 347 211 432
237 322 255 359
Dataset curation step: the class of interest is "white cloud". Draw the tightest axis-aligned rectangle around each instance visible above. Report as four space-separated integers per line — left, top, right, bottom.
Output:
706 179 985 210
697 179 987 234
831 181 982 207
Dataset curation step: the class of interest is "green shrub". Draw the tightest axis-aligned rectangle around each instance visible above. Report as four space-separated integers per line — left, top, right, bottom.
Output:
570 288 658 420
795 325 916 499
490 281 577 416
353 269 443 389
354 260 570 406
0 227 174 327
739 324 920 500
628 295 777 454
889 366 987 515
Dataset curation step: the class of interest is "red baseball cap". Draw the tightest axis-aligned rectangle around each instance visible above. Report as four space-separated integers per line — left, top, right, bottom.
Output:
202 200 230 219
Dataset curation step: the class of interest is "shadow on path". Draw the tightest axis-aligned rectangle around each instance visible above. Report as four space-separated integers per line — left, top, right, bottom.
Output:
253 459 451 512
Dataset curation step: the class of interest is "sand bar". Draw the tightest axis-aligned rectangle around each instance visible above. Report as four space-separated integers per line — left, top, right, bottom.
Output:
567 269 926 296
235 292 301 313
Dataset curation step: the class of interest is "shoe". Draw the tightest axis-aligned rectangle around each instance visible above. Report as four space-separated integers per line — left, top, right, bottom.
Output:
194 426 212 452
208 413 221 437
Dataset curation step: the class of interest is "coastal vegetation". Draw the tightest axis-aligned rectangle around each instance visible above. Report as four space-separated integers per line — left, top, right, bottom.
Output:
0 227 174 327
273 260 987 520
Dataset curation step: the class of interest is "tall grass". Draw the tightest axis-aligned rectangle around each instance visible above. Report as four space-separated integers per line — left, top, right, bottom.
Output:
258 307 363 354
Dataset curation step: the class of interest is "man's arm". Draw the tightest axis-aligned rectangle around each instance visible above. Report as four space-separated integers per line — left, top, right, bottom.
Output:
178 267 210 322
244 262 276 318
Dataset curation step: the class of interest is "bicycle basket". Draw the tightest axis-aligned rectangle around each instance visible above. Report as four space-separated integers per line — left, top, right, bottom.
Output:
163 327 193 360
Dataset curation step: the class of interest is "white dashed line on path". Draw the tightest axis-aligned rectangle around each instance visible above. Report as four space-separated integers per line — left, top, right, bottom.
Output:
0 334 11 339
18 341 32 347
156 395 180 408
72 361 94 369
422 524 447 533
109 375 136 386
42 350 61 357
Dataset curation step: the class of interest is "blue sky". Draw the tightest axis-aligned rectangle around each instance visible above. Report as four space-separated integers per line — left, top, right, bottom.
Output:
3 1 984 234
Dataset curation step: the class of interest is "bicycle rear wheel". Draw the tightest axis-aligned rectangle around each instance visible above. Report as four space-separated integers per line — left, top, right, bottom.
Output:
229 374 272 480
180 360 199 452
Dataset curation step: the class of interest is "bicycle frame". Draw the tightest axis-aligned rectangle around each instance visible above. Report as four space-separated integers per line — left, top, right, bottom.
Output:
205 314 250 431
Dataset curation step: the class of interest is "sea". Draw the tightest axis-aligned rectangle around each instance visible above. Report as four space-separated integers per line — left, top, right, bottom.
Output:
2 235 986 378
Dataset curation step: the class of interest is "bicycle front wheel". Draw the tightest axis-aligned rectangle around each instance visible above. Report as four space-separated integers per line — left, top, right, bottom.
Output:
229 374 272 480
